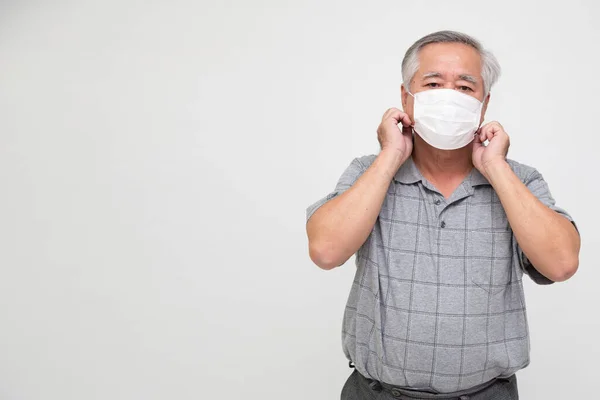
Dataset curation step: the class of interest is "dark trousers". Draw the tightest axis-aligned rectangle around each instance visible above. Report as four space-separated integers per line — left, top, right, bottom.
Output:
341 367 519 400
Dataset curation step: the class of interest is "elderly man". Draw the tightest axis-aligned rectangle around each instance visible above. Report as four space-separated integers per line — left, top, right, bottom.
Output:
306 31 580 400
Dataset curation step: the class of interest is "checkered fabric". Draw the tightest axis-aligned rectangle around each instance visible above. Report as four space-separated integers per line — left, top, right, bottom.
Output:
306 155 575 393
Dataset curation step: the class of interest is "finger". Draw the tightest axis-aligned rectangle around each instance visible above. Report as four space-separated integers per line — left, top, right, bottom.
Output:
479 123 499 141
479 128 494 143
490 121 504 131
478 124 493 141
485 121 503 135
478 126 487 142
385 109 407 125
387 110 412 127
475 131 485 143
382 108 401 121
399 113 413 127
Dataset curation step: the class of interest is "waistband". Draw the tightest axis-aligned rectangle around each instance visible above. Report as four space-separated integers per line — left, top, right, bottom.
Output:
349 361 513 400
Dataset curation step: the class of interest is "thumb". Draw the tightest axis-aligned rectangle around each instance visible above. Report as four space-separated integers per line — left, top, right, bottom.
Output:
472 136 484 151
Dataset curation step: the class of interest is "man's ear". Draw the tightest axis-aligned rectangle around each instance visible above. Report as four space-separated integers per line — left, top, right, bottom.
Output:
480 92 491 124
401 84 409 110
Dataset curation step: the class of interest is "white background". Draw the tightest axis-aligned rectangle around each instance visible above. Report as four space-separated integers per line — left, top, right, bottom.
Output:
0 1 598 399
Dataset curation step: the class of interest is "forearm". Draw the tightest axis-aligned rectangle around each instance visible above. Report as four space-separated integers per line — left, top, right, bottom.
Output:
307 150 404 269
485 161 580 281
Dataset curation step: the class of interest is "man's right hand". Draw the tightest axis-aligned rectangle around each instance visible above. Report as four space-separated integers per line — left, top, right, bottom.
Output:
377 108 413 162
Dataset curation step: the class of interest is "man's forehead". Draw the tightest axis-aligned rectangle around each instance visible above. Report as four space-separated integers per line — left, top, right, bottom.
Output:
419 41 481 57
417 44 482 73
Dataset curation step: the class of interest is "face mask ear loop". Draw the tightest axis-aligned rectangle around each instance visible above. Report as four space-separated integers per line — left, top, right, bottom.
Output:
406 91 416 128
474 101 485 137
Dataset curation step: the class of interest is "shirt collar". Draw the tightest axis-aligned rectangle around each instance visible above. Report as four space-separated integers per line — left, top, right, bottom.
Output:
393 156 422 184
468 167 490 187
393 156 490 187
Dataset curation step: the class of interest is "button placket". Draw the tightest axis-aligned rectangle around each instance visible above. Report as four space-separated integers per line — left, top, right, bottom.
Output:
437 201 446 228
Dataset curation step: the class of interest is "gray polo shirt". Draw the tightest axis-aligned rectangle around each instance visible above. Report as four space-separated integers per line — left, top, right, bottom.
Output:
306 155 575 394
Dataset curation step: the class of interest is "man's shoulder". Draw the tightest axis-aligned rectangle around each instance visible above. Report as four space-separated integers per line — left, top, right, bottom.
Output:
353 154 378 170
505 158 540 183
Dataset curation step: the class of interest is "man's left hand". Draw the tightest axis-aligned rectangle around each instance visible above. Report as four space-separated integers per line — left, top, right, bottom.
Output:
472 121 510 179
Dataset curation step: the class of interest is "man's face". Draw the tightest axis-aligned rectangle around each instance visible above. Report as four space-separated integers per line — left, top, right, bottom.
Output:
401 42 490 125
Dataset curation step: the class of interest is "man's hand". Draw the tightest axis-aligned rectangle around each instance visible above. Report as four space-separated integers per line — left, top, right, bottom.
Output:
377 108 413 163
472 121 510 179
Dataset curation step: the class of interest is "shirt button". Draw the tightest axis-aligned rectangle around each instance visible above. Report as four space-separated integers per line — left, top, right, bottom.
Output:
440 221 446 228
434 199 441 205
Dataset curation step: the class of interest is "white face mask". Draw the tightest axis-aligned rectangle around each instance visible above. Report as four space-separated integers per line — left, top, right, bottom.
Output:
408 89 483 150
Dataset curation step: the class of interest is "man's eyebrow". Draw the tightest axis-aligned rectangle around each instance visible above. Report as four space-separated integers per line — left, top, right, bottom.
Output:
458 74 478 84
422 72 443 79
421 72 479 84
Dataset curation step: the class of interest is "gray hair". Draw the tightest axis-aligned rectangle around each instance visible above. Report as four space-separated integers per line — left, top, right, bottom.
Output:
401 30 501 96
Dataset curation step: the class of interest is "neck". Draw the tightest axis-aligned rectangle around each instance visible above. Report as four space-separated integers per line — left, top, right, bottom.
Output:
412 134 473 182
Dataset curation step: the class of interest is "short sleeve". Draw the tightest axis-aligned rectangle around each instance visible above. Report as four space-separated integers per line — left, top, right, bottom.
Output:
518 169 579 285
305 158 367 222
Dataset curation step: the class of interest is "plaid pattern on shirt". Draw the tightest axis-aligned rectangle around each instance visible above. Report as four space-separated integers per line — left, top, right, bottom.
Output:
306 155 575 394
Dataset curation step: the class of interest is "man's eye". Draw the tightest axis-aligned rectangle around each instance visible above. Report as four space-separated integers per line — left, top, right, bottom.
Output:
426 83 441 88
458 86 474 92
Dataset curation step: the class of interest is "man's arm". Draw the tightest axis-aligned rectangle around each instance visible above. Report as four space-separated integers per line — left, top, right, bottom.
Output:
307 149 403 270
485 160 580 282
307 107 413 270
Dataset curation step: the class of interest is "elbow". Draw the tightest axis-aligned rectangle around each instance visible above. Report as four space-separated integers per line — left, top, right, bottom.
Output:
309 241 343 270
552 226 581 282
549 255 579 282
